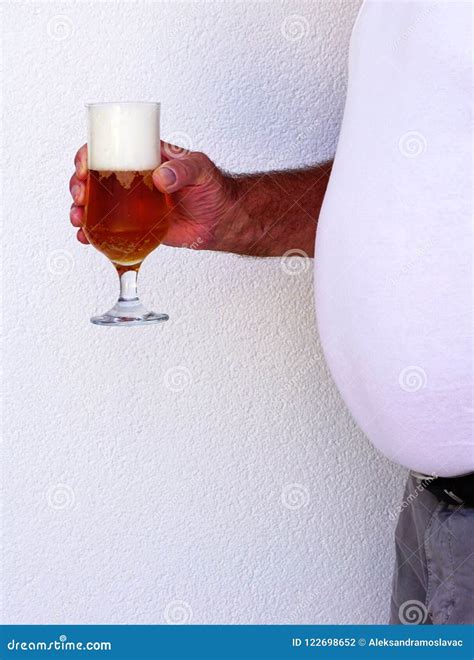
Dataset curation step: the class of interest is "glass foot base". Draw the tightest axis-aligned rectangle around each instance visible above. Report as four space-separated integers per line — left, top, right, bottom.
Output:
91 301 169 327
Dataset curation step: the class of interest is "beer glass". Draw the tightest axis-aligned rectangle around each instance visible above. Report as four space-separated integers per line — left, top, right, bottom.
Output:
84 102 169 326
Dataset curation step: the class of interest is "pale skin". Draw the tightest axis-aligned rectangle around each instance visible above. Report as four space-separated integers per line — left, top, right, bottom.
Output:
69 142 332 258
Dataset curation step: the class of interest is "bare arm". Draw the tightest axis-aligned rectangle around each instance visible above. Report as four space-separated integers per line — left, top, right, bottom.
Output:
213 163 332 257
70 144 332 259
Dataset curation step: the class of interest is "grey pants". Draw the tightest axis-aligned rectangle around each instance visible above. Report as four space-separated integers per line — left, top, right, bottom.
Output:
390 473 474 624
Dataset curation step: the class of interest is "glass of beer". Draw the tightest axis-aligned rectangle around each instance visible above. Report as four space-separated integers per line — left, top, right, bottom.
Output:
83 102 169 326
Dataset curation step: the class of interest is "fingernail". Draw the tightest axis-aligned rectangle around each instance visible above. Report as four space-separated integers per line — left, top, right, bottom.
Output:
157 166 176 188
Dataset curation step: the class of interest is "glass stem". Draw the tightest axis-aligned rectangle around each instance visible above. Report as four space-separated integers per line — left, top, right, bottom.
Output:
117 267 140 304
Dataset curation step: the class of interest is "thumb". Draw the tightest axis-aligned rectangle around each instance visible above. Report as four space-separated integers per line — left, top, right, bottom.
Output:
152 153 214 194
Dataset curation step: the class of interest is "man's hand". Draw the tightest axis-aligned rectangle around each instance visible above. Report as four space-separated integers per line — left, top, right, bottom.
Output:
69 141 242 250
70 142 332 257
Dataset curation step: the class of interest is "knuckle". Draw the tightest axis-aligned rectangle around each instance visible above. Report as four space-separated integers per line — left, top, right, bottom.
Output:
191 152 213 181
183 159 197 179
192 151 209 166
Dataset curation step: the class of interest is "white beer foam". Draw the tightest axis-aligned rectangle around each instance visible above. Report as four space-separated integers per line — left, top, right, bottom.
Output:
87 103 160 171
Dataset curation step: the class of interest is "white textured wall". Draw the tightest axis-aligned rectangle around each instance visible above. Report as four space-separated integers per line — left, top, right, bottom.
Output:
3 0 407 625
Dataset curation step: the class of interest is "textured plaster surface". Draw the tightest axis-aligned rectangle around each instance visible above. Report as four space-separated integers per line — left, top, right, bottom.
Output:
3 0 406 624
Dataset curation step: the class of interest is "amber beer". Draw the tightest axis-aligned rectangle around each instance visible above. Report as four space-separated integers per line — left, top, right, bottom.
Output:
84 102 169 326
84 169 169 269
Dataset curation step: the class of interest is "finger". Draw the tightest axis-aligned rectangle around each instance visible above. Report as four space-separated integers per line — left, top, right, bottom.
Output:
70 204 84 227
76 228 89 244
69 174 86 204
74 144 88 180
152 153 213 193
160 140 190 164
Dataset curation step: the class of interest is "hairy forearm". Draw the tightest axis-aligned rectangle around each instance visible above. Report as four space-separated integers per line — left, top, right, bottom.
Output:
212 162 332 257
